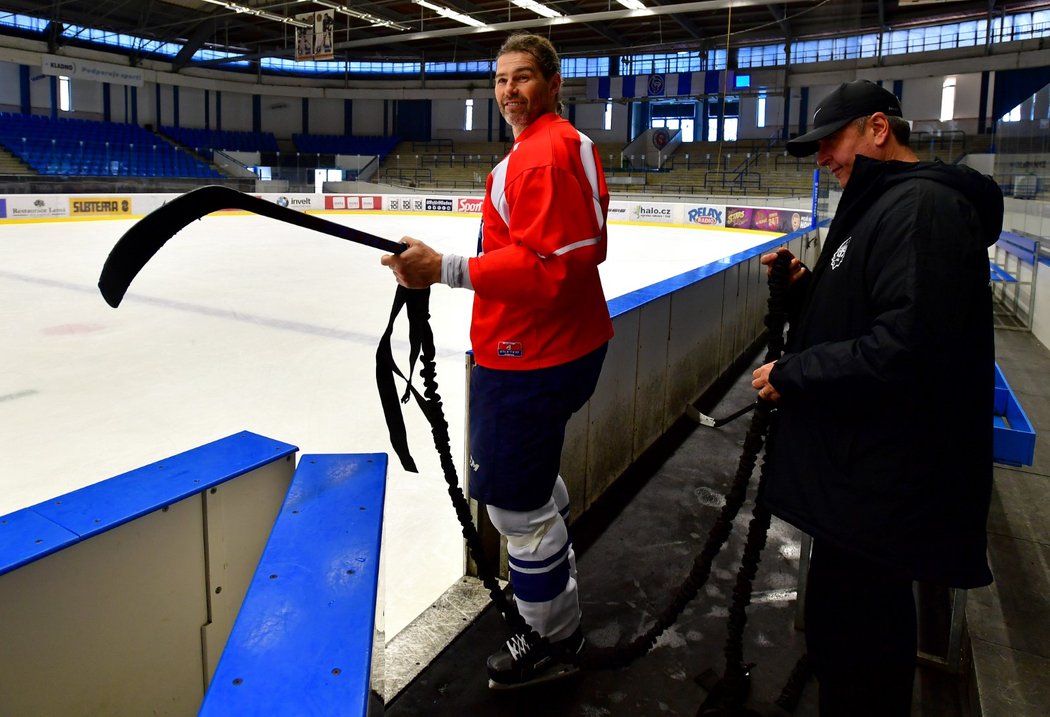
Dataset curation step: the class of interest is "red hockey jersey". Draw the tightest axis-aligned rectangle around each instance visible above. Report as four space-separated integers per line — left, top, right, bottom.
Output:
468 112 614 369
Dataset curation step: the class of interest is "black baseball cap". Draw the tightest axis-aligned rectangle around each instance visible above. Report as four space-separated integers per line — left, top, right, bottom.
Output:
786 80 903 157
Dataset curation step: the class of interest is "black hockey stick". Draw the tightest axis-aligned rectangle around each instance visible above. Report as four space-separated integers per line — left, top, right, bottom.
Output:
98 185 405 308
685 401 756 428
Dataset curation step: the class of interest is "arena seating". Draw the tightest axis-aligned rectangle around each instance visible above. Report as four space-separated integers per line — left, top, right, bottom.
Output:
0 112 222 178
158 125 279 160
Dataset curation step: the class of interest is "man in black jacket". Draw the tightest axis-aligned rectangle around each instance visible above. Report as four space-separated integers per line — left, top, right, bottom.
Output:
752 79 1002 716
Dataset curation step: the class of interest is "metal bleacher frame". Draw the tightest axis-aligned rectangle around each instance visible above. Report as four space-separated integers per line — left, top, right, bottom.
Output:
990 231 1040 330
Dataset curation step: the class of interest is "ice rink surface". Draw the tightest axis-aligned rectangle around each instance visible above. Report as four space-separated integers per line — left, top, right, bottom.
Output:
0 210 774 639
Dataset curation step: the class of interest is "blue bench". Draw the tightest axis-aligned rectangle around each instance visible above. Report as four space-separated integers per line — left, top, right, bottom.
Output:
996 232 1039 266
989 231 1040 329
198 453 387 717
993 364 1036 467
988 261 1017 283
989 232 1038 283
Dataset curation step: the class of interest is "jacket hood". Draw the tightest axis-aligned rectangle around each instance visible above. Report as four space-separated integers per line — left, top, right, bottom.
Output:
837 155 1004 248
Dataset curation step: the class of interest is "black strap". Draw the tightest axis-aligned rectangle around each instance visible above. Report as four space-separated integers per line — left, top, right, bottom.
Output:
375 284 541 642
699 251 805 715
374 285 431 473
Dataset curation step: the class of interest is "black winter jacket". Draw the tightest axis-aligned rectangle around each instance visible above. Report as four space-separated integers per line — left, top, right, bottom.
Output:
761 155 1003 588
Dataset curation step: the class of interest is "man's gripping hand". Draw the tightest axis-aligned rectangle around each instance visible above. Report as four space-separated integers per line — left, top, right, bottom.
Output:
381 237 442 289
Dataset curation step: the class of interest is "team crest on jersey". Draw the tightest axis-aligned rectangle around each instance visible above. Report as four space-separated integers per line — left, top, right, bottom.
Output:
830 237 851 270
497 341 523 358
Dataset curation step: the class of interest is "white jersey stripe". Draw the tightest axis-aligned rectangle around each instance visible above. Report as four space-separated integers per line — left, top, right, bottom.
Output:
576 130 605 231
489 136 603 236
490 153 511 227
551 236 602 257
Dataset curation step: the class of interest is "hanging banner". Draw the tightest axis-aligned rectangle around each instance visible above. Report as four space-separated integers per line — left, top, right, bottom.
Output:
647 74 666 97
295 10 334 61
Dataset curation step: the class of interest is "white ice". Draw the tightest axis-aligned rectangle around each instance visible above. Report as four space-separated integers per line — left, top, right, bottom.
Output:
0 211 772 640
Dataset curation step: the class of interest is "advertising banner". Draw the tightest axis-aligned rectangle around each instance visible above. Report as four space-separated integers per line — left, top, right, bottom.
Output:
684 204 726 227
69 197 133 217
42 53 144 87
387 196 425 212
726 205 810 233
607 203 630 223
5 196 69 219
632 203 675 224
262 194 318 211
457 197 483 213
325 195 383 211
424 198 454 213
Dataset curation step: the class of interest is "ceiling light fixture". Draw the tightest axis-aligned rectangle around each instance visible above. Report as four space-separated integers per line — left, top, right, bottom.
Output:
413 0 487 28
314 1 411 32
617 0 647 9
511 0 563 19
200 0 310 28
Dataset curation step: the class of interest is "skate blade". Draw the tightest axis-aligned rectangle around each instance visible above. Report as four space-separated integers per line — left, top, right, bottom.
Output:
487 663 579 690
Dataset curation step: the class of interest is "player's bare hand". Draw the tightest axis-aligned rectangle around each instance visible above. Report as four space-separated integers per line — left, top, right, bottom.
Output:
381 237 442 289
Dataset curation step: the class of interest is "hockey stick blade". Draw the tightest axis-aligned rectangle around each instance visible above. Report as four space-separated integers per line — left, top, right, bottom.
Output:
98 185 406 307
685 401 756 428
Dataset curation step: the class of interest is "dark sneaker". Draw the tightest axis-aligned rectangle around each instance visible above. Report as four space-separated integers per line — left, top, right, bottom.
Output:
486 627 584 690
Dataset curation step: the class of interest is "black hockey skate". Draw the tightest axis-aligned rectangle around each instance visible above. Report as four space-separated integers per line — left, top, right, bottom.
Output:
486 627 584 690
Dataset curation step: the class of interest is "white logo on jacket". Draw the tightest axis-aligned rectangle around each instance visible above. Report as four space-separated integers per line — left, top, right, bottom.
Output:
830 236 851 270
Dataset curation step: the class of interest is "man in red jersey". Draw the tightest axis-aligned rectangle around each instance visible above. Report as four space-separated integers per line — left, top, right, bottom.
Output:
382 33 612 689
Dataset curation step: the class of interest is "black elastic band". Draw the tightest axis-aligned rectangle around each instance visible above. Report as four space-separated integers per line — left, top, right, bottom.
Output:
374 284 541 643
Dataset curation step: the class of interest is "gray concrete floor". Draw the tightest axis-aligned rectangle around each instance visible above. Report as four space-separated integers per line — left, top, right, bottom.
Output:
387 340 990 716
966 329 1050 717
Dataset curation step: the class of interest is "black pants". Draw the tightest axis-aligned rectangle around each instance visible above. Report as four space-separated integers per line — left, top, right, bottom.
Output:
805 539 916 717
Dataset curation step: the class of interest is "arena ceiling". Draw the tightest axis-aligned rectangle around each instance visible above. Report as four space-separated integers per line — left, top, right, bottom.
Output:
0 0 1042 68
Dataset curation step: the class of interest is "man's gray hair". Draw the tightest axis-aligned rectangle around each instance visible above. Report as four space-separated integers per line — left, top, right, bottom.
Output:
887 115 912 147
852 114 912 147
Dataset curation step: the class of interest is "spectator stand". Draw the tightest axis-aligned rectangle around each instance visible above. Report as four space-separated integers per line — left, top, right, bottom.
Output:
0 112 220 179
